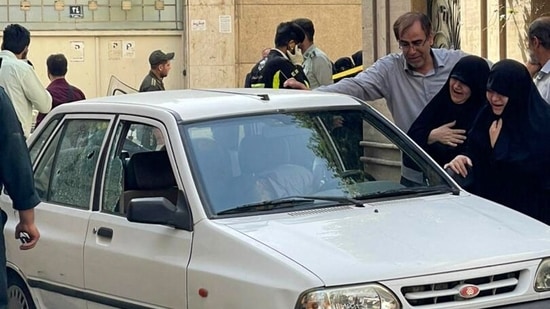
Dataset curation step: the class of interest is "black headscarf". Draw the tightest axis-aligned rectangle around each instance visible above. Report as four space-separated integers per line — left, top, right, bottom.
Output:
407 55 490 166
465 59 550 223
479 59 550 160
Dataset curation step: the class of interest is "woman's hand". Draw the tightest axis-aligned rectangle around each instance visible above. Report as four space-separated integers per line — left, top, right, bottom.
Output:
428 120 466 147
444 155 473 177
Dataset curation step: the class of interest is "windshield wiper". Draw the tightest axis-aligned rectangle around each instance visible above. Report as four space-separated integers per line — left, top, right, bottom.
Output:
217 195 365 215
354 185 457 200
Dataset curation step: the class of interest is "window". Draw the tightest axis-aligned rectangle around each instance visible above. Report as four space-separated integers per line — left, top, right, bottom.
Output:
34 119 109 209
102 122 124 214
101 121 176 215
2 1 182 31
29 118 60 165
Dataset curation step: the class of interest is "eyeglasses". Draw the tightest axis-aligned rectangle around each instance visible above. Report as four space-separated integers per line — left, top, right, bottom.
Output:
398 38 428 51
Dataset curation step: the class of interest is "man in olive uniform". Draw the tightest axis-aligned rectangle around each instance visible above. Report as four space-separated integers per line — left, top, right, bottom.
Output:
292 18 333 89
139 50 174 92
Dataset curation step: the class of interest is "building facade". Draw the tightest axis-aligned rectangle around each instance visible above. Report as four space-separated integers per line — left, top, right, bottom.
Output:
1 1 547 97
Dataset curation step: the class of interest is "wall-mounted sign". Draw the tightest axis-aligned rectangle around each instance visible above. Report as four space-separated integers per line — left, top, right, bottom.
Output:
109 40 122 60
123 41 135 59
70 41 84 62
191 20 206 31
69 5 83 18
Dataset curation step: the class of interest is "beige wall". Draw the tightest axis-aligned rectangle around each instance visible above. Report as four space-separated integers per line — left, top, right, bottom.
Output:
21 0 363 95
187 0 236 88
28 31 184 98
235 0 362 87
13 0 548 99
460 0 548 64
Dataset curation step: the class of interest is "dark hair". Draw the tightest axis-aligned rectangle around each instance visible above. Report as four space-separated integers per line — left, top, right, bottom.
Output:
333 56 354 73
292 18 314 42
351 50 363 66
2 24 30 54
47 54 68 77
528 16 550 49
274 22 305 47
392 12 432 41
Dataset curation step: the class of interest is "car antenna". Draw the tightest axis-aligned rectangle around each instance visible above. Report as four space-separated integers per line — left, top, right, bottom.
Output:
194 89 270 101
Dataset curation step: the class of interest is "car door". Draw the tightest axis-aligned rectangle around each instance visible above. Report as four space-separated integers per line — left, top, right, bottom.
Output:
84 117 191 309
4 115 112 308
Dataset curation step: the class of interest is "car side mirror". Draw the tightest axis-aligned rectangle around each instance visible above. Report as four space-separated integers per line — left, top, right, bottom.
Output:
127 197 192 230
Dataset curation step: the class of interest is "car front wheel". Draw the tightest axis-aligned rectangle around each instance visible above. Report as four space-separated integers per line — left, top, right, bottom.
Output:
7 272 35 309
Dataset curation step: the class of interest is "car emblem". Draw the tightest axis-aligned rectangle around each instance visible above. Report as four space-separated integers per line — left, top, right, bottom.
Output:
458 284 480 299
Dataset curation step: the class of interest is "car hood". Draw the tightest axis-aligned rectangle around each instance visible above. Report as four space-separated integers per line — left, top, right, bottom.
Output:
220 193 550 286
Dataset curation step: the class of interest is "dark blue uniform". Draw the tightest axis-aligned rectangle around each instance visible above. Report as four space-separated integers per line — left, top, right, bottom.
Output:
260 49 309 89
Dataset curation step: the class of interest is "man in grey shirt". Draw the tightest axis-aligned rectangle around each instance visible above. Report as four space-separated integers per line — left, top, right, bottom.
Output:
284 12 469 185
526 16 550 104
285 12 467 132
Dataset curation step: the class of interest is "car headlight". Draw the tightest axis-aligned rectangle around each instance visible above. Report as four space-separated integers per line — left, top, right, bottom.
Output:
296 284 400 309
535 258 550 292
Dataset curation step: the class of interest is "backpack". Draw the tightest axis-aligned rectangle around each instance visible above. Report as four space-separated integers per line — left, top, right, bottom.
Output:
244 57 268 88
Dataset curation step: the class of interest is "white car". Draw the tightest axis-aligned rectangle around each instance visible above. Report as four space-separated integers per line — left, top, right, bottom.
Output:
3 89 550 309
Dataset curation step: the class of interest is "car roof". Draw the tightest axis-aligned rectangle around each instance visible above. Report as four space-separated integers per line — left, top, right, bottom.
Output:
64 89 363 122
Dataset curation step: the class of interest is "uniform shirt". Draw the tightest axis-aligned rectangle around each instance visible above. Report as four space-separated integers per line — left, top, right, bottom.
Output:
534 59 550 104
262 49 309 89
139 71 165 92
36 78 86 127
0 50 52 137
316 48 467 132
0 86 40 211
302 44 333 89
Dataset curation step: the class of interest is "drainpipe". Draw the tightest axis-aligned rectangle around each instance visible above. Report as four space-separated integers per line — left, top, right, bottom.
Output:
480 0 488 59
498 0 507 59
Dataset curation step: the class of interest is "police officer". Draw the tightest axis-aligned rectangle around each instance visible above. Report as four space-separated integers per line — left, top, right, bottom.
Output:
139 50 174 92
292 18 333 89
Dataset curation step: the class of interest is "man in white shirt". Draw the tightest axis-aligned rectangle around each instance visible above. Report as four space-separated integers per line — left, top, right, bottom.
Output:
0 24 51 137
526 16 550 104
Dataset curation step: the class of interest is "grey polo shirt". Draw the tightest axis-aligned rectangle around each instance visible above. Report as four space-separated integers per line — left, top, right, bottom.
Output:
535 59 550 104
316 48 467 131
302 44 334 89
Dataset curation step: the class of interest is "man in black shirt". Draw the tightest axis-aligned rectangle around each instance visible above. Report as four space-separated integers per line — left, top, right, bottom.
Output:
0 86 40 307
255 21 309 89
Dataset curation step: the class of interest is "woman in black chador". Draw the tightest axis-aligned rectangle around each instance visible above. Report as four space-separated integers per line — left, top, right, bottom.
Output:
408 55 490 167
446 59 550 224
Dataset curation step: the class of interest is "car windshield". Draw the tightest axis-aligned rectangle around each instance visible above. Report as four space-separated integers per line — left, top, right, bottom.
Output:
182 108 455 217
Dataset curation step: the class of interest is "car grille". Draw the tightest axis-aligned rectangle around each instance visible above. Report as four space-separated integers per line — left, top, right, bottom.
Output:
401 270 520 306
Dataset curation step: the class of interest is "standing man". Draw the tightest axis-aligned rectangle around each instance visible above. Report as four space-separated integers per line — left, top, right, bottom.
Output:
0 86 40 308
254 21 309 89
285 12 467 132
139 50 174 92
0 24 52 137
526 16 550 103
284 12 467 185
36 53 86 127
292 18 333 89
